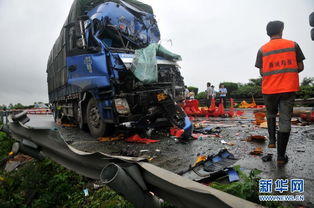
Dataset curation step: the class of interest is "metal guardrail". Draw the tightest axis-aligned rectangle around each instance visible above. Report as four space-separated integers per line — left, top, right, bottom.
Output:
0 108 52 115
0 112 262 208
198 97 314 106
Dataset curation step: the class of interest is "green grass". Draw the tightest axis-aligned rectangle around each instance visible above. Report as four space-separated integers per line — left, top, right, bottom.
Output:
0 131 177 208
0 132 135 208
0 132 13 158
209 165 292 208
0 158 136 208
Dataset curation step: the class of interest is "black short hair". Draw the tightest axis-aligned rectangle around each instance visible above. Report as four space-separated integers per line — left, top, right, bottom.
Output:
266 21 284 37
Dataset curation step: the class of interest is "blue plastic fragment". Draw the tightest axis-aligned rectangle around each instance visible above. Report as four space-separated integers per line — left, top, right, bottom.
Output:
203 126 213 131
221 151 231 158
212 155 222 163
227 168 239 182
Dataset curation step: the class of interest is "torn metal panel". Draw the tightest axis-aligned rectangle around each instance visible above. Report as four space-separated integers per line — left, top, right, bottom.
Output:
87 2 160 48
3 115 262 208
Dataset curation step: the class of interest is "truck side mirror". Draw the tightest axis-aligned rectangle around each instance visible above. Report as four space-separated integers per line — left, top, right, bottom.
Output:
64 22 75 29
310 12 314 40
78 15 89 21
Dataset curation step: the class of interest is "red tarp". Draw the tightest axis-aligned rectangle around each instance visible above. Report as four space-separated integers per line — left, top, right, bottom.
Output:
126 134 160 144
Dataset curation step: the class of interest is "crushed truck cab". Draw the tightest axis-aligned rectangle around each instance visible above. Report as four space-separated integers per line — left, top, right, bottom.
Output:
47 0 192 137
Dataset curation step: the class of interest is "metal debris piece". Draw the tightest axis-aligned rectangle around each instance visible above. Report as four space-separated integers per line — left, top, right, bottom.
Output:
261 153 273 162
250 147 263 155
246 135 266 142
97 134 124 142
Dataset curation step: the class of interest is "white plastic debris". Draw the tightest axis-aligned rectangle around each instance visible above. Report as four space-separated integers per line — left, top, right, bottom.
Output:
83 188 89 197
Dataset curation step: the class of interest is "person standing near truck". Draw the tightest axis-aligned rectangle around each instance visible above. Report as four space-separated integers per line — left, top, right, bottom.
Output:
219 84 227 108
184 86 190 99
255 20 305 165
211 85 216 98
205 82 212 107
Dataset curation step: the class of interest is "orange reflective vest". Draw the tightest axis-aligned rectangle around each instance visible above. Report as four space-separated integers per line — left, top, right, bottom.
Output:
260 38 299 94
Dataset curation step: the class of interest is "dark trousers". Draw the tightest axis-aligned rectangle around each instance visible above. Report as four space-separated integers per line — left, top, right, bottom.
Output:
219 97 227 108
263 92 296 133
205 96 212 107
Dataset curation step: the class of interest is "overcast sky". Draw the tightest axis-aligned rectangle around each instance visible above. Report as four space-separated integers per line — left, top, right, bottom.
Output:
0 0 313 105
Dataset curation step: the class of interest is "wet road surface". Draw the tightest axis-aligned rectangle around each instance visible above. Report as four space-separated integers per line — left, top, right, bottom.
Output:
25 109 314 207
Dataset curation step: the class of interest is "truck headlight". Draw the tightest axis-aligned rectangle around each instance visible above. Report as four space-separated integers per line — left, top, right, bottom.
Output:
114 98 130 114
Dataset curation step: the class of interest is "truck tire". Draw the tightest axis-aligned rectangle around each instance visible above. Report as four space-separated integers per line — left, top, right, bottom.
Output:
86 98 106 137
310 12 314 27
78 107 88 131
78 110 88 131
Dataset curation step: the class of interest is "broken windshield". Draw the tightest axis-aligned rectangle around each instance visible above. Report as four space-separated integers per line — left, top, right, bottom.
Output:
87 2 160 50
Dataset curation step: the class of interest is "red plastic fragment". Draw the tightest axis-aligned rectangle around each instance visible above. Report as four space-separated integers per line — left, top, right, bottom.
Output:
126 134 160 144
170 128 184 138
235 111 244 116
300 112 314 122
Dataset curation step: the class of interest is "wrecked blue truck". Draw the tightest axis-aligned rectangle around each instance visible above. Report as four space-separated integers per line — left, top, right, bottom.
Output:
47 0 192 137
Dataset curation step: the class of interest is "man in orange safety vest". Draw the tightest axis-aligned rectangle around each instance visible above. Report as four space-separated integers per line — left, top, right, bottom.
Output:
255 20 305 165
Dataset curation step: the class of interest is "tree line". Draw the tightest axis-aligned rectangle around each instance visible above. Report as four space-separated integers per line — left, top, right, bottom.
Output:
0 102 47 110
190 77 314 99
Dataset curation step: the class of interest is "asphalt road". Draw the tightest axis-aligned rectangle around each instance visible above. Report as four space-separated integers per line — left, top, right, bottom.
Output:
25 109 314 207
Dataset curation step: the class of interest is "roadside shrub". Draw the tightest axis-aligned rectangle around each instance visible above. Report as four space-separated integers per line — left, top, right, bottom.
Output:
195 91 206 99
232 84 262 98
219 82 239 96
0 135 173 208
297 85 314 99
301 77 314 86
210 166 287 208
0 134 135 208
187 86 198 95
0 158 136 208
0 132 13 157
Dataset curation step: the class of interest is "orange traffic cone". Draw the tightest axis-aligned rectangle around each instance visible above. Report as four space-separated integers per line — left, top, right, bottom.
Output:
228 98 234 117
209 97 216 112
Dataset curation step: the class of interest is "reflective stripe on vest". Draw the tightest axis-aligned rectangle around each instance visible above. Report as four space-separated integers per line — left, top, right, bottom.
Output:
260 39 299 94
262 68 298 77
262 47 295 57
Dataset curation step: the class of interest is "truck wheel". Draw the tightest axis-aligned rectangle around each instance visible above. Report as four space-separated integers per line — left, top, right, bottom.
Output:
86 98 106 137
310 12 314 27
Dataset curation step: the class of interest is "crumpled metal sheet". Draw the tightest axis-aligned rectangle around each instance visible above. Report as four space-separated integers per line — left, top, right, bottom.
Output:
87 2 160 47
5 115 262 208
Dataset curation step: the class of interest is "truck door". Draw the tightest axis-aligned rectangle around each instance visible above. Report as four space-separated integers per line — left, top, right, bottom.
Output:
65 20 111 92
